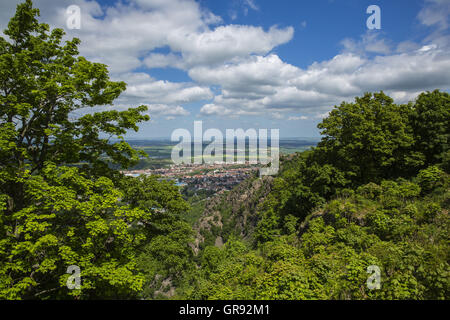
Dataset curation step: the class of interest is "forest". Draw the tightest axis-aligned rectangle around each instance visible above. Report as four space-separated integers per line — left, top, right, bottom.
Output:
0 1 448 300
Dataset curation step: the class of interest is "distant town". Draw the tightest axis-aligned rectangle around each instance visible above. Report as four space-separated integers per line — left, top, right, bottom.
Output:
120 138 319 194
121 162 260 193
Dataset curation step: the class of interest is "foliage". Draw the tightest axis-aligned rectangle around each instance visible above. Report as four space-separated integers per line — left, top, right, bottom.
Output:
179 173 449 300
0 1 189 299
410 90 450 166
177 90 450 301
416 165 445 194
0 163 151 299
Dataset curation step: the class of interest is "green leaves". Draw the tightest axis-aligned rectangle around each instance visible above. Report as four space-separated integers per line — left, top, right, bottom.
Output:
0 1 150 180
411 90 450 166
0 163 153 299
0 1 191 300
416 165 445 194
317 91 418 184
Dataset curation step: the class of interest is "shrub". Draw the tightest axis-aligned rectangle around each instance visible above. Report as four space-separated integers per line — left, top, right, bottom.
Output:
417 166 444 193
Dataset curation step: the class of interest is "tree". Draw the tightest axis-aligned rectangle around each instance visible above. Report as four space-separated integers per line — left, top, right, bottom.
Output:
0 164 151 299
317 92 419 185
119 175 194 299
0 1 187 299
410 90 450 167
416 165 445 194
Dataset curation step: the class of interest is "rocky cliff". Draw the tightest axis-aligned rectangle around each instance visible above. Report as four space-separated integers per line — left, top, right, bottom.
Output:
191 174 274 254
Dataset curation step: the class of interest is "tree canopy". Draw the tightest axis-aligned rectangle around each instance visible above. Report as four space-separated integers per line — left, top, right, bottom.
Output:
0 0 189 299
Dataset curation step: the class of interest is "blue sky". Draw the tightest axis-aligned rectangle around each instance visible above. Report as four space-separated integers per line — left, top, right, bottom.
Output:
0 0 449 138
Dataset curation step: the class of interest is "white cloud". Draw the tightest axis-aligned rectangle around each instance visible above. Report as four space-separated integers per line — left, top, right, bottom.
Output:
111 73 212 117
418 0 450 30
1 0 291 74
417 0 450 47
143 53 185 69
200 104 232 116
396 41 421 53
124 79 213 105
196 45 450 117
271 112 284 119
244 0 259 11
288 116 308 121
115 73 213 105
145 104 190 117
189 54 299 96
169 25 294 68
341 32 392 55
1 0 449 124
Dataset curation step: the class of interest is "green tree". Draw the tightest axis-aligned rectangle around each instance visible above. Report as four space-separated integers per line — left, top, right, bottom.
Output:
0 164 151 299
416 165 445 194
0 1 189 299
410 90 450 167
317 92 418 185
0 0 149 203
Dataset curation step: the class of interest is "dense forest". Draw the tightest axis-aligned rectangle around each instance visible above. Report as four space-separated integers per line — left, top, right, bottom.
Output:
0 1 449 300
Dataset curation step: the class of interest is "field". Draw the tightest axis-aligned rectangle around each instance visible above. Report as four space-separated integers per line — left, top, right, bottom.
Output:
127 138 319 170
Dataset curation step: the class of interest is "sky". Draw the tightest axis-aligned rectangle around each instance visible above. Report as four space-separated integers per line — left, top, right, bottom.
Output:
0 0 449 138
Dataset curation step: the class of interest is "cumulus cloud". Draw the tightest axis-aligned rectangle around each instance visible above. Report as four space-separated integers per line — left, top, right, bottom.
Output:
64 0 290 72
0 0 292 73
143 53 185 69
1 0 449 124
168 25 294 68
200 104 233 116
199 103 262 117
145 104 190 117
109 72 211 118
0 0 296 121
119 73 213 105
341 31 392 55
189 54 299 96
194 45 450 117
189 0 450 119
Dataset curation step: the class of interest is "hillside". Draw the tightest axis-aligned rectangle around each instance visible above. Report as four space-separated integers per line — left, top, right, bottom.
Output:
191 174 274 254
172 90 450 300
176 157 449 299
